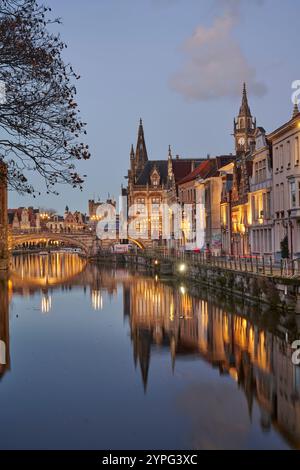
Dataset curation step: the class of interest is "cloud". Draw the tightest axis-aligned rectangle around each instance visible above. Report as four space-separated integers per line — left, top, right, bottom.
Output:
170 1 267 101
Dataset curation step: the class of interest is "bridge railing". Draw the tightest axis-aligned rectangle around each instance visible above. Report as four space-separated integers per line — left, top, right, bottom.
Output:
11 228 95 236
139 248 300 279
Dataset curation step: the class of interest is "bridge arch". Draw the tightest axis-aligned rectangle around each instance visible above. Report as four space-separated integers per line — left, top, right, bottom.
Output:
10 233 90 255
128 238 146 250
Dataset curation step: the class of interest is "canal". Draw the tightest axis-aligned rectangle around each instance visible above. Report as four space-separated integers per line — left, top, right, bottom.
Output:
0 252 299 450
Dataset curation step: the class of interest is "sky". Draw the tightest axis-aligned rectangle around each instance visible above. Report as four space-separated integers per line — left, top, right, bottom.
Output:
9 0 300 214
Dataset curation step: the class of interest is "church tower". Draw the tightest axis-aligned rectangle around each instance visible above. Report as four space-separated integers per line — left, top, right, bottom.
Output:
0 162 8 271
234 83 256 154
134 119 148 176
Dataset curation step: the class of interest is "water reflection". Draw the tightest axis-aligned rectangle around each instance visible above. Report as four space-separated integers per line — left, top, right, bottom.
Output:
2 253 300 448
12 252 87 288
0 276 10 379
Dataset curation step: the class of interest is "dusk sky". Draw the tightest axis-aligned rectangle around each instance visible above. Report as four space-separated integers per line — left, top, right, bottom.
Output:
9 0 300 214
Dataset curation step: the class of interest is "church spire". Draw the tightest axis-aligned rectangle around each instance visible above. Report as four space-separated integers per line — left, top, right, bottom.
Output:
234 82 256 153
239 82 252 117
135 118 148 173
130 143 134 159
292 100 299 118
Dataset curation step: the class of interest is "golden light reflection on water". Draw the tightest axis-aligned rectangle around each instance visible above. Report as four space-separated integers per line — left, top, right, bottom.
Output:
1 253 300 448
11 252 87 287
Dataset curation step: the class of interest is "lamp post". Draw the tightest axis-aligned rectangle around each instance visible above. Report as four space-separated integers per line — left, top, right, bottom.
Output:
288 210 294 260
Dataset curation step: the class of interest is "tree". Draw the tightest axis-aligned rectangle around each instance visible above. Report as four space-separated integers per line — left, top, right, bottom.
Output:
280 235 289 259
0 0 90 195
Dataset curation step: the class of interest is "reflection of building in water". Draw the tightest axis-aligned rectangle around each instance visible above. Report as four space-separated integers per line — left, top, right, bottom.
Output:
91 290 103 311
12 252 86 287
0 276 10 378
126 277 300 448
11 252 87 288
41 293 52 313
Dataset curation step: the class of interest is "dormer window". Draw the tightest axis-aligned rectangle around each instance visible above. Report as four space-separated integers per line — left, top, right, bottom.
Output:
150 168 160 187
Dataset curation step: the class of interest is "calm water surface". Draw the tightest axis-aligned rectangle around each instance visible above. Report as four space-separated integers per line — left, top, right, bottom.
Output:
0 252 299 450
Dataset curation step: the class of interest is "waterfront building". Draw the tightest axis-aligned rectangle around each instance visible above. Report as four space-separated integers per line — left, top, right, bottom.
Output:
178 156 233 252
8 206 40 231
268 103 300 260
126 119 204 246
220 161 234 255
228 84 256 256
88 197 116 223
248 128 273 256
0 161 8 270
46 206 87 232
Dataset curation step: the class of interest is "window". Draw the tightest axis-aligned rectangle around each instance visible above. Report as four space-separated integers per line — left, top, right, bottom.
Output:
295 137 299 165
287 141 291 166
255 159 266 183
151 197 160 214
254 162 258 182
280 145 284 169
290 181 296 208
136 197 145 214
280 183 284 211
266 192 271 219
275 147 279 170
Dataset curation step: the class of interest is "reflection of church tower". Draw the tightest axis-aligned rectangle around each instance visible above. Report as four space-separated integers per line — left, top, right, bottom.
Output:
123 286 131 319
0 275 10 378
0 162 8 271
237 351 254 419
131 326 152 392
234 83 256 154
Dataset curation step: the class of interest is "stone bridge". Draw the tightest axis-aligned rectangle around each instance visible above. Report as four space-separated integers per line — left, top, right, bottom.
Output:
10 230 100 257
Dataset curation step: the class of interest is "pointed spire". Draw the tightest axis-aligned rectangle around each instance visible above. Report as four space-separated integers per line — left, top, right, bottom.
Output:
239 82 252 117
130 143 134 159
135 118 148 172
293 100 299 118
168 144 172 159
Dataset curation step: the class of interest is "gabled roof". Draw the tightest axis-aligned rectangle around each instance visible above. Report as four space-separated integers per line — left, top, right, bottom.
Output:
135 160 168 186
215 155 234 169
178 159 215 185
178 156 234 185
171 159 204 183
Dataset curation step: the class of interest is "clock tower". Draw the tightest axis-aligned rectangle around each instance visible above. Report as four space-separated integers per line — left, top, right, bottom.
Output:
234 83 256 154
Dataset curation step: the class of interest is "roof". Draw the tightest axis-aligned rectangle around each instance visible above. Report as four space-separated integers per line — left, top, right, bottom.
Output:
135 160 168 186
268 111 300 141
215 155 234 169
7 207 40 227
133 157 205 187
171 159 203 183
178 155 233 185
178 159 215 185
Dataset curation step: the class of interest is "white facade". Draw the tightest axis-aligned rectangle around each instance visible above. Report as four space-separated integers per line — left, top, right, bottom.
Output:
249 128 273 256
269 110 300 260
